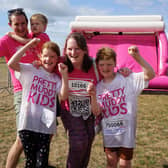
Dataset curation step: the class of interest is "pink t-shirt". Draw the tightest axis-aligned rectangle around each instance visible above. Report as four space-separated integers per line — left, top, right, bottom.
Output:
61 66 98 119
29 32 50 55
0 35 38 92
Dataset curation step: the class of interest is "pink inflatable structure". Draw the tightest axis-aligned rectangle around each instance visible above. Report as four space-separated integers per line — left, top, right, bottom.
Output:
70 15 168 93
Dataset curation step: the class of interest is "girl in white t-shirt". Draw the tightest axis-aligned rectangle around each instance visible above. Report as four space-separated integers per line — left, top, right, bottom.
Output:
8 38 68 168
95 46 155 168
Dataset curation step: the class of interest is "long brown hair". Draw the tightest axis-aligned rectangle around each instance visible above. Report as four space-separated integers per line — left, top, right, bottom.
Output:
63 32 93 73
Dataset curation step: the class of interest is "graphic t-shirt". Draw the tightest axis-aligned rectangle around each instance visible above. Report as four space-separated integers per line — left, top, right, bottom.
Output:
16 64 61 134
0 35 38 92
62 66 98 120
96 72 148 148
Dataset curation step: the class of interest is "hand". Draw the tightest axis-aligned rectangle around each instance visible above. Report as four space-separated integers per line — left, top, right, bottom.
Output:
32 60 42 69
87 82 96 97
28 38 40 47
58 63 68 76
128 45 139 57
6 32 13 37
118 67 132 77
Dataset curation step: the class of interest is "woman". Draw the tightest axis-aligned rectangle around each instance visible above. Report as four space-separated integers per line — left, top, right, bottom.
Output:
61 32 100 168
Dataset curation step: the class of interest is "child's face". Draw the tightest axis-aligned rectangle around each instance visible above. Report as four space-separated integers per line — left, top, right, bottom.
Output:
40 48 58 73
30 19 46 35
98 58 116 79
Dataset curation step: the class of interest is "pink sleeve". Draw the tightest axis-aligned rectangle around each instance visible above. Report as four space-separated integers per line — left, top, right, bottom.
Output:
0 35 9 58
36 33 50 42
35 33 50 53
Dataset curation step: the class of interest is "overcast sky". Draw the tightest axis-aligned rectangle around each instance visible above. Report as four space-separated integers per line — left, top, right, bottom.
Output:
0 0 168 52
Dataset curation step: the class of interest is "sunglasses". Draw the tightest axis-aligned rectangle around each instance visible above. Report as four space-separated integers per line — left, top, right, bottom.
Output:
8 8 24 16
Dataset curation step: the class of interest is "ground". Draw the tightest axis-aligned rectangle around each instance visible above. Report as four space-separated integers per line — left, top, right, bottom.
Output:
1 88 168 168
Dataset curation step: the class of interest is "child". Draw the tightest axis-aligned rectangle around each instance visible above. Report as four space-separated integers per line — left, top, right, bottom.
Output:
95 46 155 168
7 38 68 168
8 13 50 56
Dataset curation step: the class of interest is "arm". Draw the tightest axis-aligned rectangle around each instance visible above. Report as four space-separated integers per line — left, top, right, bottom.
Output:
87 83 101 116
128 45 155 81
58 63 69 101
118 67 132 77
7 32 31 44
7 38 40 71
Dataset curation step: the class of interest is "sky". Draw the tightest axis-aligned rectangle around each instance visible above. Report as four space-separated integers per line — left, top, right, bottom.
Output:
0 0 168 52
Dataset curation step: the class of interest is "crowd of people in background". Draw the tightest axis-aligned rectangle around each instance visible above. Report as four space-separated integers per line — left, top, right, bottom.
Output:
0 8 155 168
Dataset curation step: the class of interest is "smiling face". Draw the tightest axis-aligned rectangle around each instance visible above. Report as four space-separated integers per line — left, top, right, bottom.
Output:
65 38 86 70
40 48 58 73
98 58 116 80
96 47 117 82
9 15 28 38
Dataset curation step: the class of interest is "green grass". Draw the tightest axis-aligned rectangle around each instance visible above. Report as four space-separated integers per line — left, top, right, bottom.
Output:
1 90 168 168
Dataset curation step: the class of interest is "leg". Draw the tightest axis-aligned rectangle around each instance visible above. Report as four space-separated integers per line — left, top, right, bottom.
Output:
6 91 23 168
61 110 92 168
36 133 50 168
67 119 89 168
119 159 131 168
5 136 23 168
19 130 37 168
82 115 95 168
105 148 118 168
118 147 133 168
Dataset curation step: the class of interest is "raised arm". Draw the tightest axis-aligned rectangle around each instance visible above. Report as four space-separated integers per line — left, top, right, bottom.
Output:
87 82 101 116
7 38 40 72
128 45 155 81
58 63 69 101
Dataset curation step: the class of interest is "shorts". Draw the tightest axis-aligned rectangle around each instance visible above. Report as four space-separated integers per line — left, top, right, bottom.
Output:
104 147 134 160
14 91 22 129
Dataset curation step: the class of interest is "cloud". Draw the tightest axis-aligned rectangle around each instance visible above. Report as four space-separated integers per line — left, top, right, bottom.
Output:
114 0 168 12
1 0 168 49
0 0 108 48
0 0 108 32
0 0 76 16
114 0 154 10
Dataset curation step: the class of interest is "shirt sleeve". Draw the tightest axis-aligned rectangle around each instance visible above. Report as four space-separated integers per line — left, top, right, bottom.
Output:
35 33 50 54
36 33 50 45
0 36 9 58
127 72 148 95
55 76 62 94
15 63 33 84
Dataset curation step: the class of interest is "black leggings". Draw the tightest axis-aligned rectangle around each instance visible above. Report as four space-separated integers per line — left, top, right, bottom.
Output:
19 130 50 168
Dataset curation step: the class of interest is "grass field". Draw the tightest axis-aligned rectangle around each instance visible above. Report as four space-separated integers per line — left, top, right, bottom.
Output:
1 89 168 168
1 57 168 168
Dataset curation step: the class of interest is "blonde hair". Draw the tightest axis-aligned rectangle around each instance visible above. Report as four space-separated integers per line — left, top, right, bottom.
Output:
30 13 48 25
96 47 116 64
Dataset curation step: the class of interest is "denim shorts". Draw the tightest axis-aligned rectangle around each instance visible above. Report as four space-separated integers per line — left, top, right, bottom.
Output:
14 91 22 129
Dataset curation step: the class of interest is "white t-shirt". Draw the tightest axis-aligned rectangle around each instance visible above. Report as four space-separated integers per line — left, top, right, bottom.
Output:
15 63 61 134
96 72 148 148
